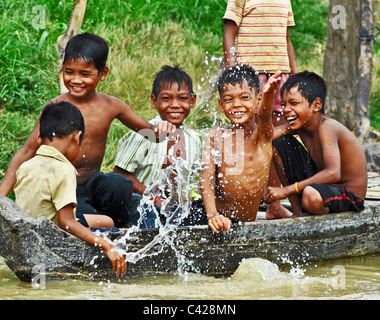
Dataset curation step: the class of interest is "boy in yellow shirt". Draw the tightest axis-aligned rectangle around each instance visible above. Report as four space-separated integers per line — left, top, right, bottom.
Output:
14 102 127 277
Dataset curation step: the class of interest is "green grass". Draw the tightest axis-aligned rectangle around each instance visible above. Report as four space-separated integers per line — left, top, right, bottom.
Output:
0 0 379 178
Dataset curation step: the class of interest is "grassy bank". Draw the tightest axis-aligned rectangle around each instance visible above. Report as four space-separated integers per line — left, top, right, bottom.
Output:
0 0 379 178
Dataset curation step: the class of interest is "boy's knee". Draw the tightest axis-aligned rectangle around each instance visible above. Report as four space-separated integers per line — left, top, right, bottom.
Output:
302 186 328 215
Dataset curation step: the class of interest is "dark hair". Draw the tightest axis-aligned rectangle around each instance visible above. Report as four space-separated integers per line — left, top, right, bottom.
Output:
152 65 194 97
63 33 109 73
280 71 327 114
40 101 85 143
217 64 260 96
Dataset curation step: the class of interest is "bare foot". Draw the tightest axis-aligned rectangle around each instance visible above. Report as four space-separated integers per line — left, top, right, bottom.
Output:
266 201 293 219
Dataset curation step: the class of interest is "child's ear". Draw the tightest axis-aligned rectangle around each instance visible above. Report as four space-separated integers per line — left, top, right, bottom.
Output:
99 66 109 81
151 94 158 109
37 135 43 146
311 97 323 112
218 98 225 113
257 92 263 106
73 131 82 145
190 94 196 108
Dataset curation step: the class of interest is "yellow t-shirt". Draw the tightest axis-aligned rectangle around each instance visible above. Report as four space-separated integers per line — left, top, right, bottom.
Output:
223 0 295 73
14 145 78 226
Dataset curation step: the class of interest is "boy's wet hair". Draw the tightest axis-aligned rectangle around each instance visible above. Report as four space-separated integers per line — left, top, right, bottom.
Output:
40 102 85 143
281 71 327 114
217 64 260 96
63 33 109 73
152 65 194 97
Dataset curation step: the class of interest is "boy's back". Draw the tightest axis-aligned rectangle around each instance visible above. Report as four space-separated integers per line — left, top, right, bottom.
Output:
14 145 77 225
299 117 367 199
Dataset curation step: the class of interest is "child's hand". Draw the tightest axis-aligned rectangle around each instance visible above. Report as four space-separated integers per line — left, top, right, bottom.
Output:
263 186 288 203
208 214 232 233
154 120 176 141
262 71 282 94
106 249 127 277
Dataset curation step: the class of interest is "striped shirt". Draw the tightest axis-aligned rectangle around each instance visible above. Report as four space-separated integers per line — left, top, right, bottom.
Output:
223 0 295 72
114 116 203 187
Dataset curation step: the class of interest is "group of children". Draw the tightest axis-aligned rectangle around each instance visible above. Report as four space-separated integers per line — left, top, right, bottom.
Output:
0 1 368 277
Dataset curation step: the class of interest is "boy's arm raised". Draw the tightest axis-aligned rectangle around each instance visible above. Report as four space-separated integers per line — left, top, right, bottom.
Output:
0 123 40 196
258 71 282 119
256 71 282 139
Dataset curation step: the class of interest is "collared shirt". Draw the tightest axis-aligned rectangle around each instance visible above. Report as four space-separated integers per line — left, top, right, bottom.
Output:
14 145 78 226
114 116 203 187
223 0 295 72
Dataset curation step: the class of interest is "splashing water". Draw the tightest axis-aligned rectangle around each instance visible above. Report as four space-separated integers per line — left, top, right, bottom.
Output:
112 155 203 274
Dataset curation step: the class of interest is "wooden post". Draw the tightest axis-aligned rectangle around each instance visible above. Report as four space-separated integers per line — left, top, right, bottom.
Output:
355 0 374 143
57 0 88 94
323 0 374 143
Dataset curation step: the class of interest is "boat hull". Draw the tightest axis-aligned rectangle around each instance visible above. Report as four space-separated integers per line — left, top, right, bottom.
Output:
0 195 379 281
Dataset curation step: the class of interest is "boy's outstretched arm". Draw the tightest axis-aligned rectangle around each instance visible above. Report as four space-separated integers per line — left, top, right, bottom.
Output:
116 100 176 142
58 204 127 277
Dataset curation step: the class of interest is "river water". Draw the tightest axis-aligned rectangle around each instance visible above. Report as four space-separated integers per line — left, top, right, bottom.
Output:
1 254 379 300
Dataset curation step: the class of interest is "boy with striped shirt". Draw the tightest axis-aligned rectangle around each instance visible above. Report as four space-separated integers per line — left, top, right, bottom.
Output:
113 65 203 227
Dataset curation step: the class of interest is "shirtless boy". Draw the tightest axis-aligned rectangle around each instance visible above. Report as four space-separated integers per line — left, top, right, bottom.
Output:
264 71 367 218
0 33 175 227
200 65 281 233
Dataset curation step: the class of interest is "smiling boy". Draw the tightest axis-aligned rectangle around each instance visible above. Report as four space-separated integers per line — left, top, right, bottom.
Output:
113 65 203 227
0 33 175 228
199 65 281 233
264 71 367 217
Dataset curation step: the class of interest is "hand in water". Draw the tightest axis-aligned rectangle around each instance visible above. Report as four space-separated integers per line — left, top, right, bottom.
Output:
208 214 232 233
106 249 127 277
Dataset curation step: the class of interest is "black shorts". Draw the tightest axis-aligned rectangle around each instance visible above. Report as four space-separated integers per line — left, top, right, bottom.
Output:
309 183 365 212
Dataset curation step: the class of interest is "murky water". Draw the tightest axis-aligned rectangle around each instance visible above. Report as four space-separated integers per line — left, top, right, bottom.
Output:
1 254 379 300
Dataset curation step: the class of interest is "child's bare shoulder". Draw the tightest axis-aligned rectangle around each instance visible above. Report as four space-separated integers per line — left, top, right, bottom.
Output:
319 117 362 149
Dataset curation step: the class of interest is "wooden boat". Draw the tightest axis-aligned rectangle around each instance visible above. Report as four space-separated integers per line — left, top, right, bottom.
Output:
0 183 379 282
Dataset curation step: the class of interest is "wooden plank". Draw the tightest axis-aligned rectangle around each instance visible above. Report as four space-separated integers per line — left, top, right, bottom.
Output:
367 172 380 199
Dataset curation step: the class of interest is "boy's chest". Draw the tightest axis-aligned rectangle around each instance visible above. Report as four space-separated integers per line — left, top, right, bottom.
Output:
303 136 324 169
162 131 187 169
217 135 272 175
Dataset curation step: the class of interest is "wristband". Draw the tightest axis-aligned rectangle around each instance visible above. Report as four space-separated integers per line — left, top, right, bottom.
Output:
295 182 301 194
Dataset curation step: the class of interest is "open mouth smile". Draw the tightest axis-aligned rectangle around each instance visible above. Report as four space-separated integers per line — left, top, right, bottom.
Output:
286 116 298 125
229 111 247 118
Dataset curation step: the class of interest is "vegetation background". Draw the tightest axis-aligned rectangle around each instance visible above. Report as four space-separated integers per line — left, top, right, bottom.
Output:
1 0 379 181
